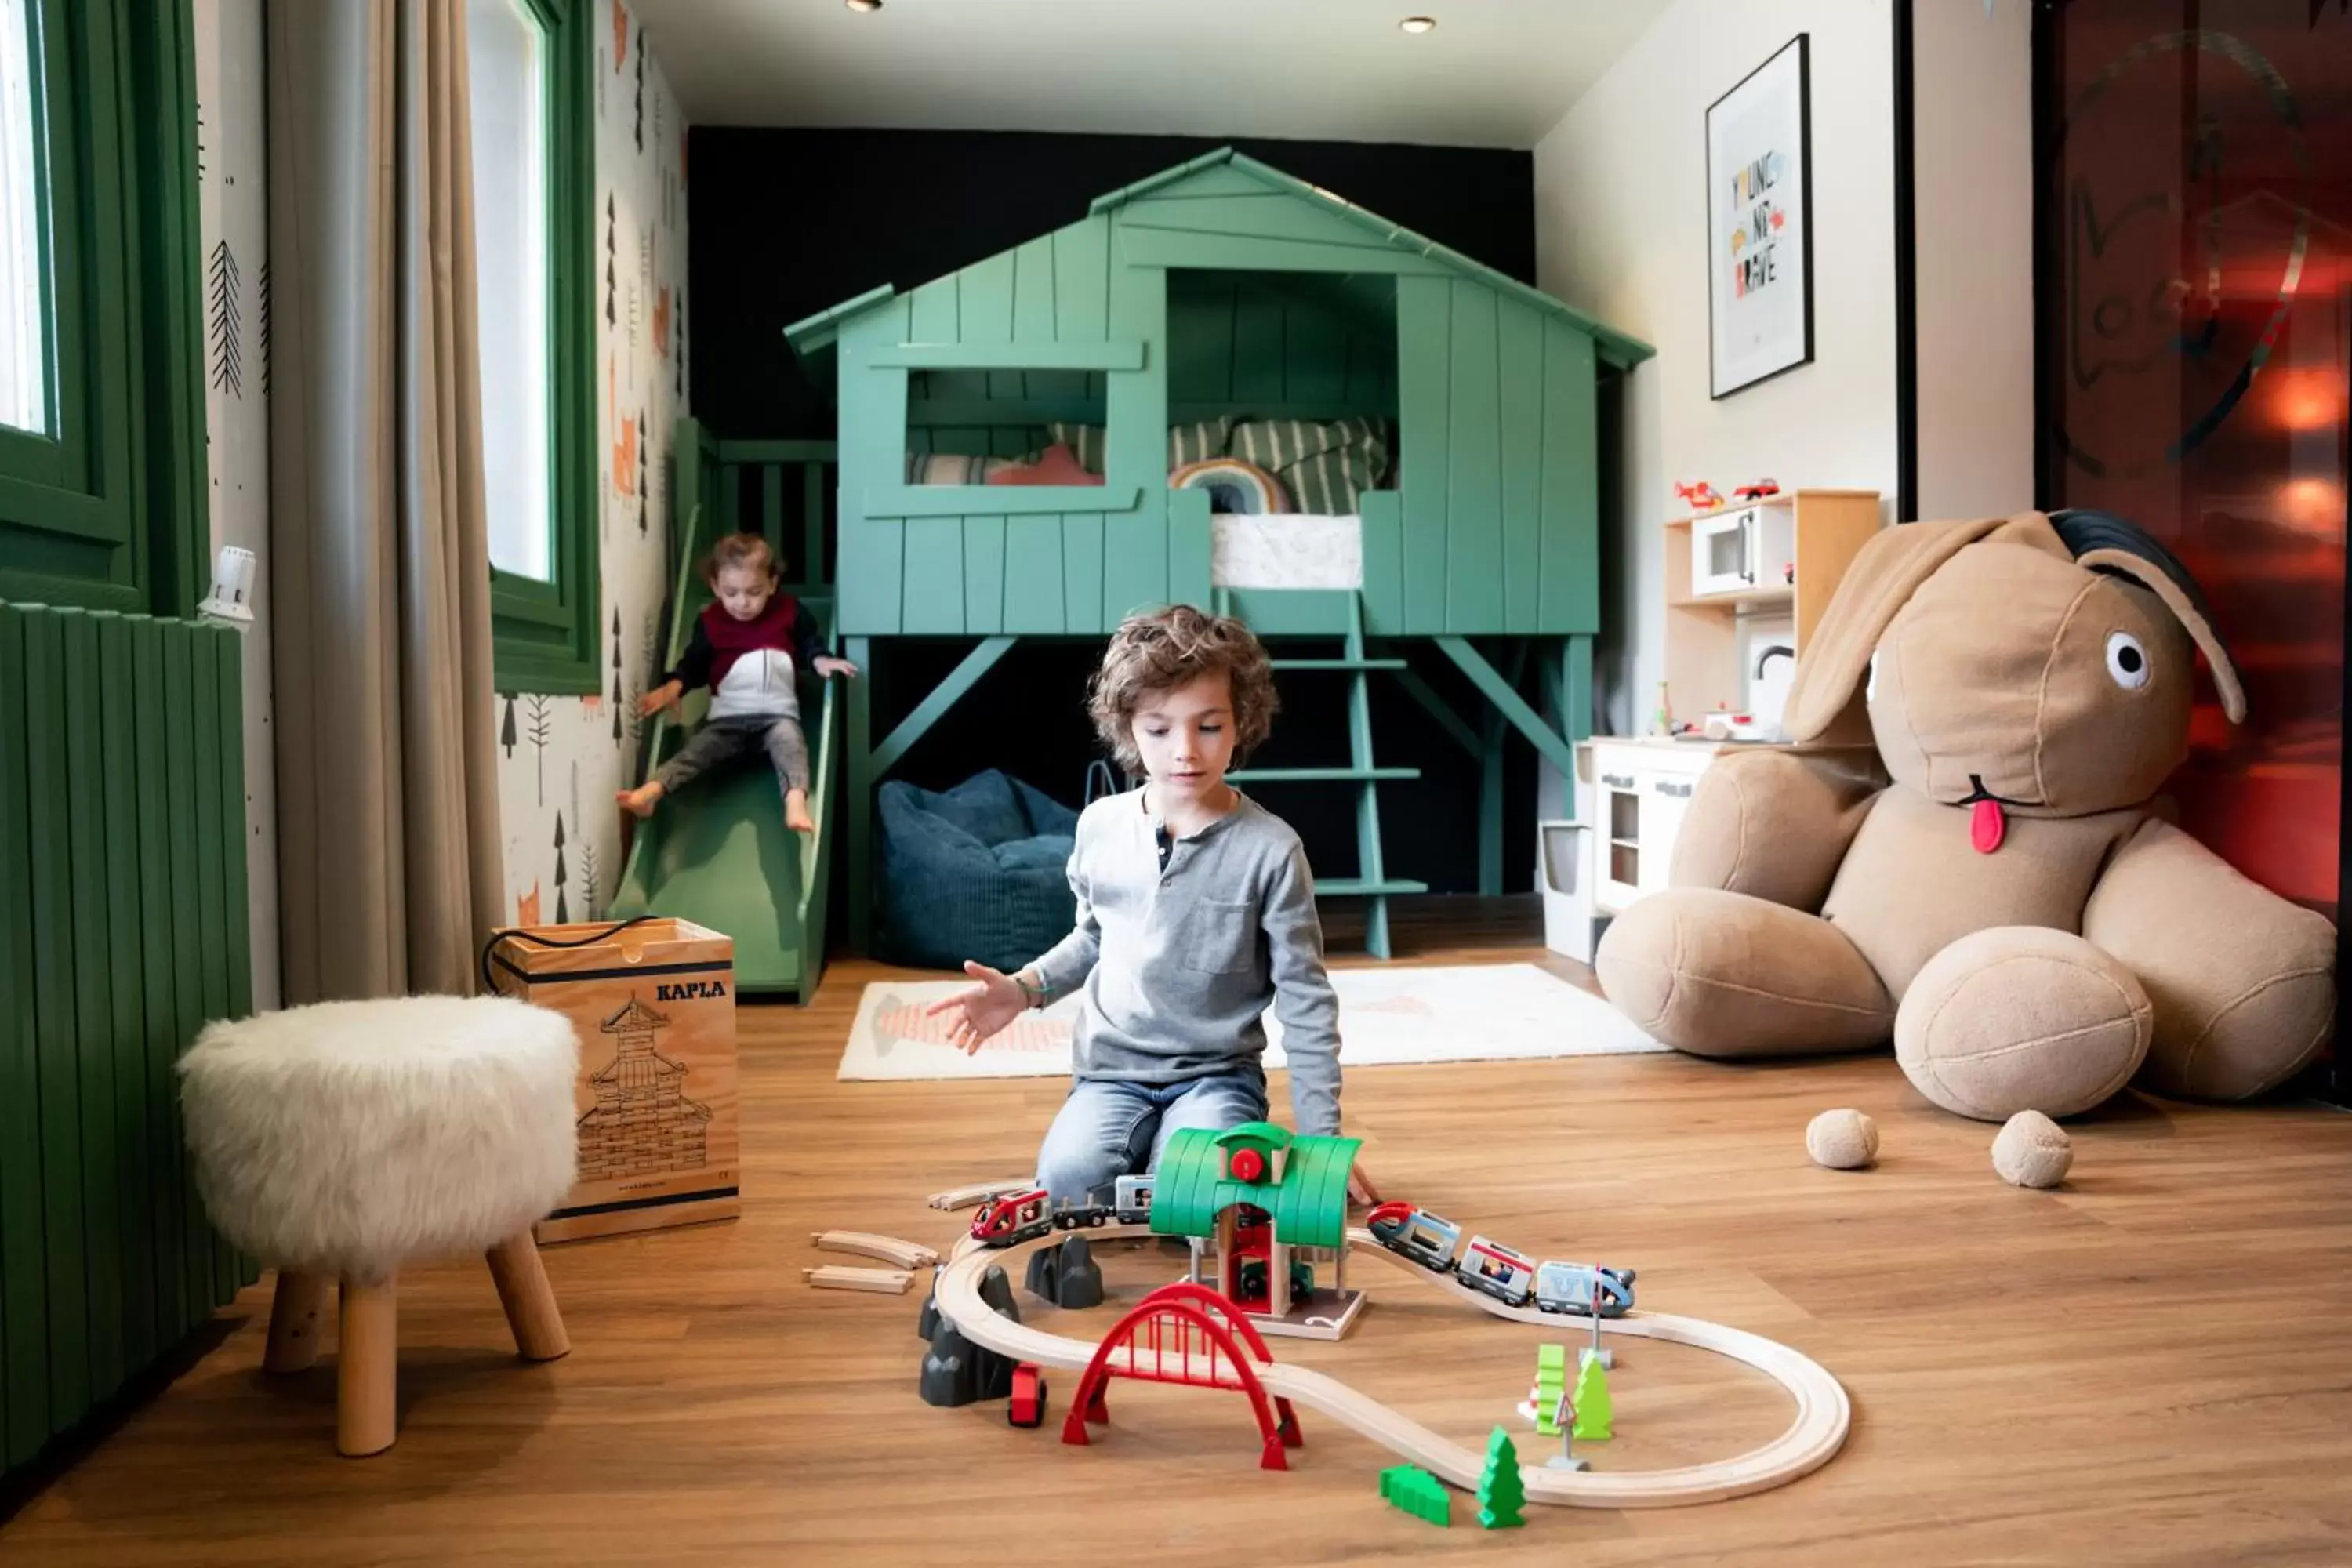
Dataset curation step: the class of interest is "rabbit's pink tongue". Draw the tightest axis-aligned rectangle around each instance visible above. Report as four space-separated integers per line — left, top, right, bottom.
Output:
1971 797 2007 854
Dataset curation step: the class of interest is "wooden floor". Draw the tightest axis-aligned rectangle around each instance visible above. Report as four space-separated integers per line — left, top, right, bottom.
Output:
4 896 2350 1566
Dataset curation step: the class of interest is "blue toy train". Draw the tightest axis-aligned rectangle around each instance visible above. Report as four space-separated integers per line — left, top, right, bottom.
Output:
1366 1202 1635 1317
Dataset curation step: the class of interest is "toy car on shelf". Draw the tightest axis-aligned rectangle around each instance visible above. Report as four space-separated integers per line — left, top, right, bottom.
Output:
1675 478 1725 512
1733 478 1780 502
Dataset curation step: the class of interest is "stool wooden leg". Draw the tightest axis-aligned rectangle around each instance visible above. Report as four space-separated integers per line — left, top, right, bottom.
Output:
336 1276 398 1457
485 1231 570 1361
263 1270 333 1374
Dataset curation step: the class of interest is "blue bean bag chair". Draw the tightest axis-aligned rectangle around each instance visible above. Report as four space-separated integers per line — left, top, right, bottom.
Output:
875 769 1079 974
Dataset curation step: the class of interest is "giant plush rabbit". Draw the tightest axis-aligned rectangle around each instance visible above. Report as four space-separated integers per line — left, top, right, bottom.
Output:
1595 509 2336 1120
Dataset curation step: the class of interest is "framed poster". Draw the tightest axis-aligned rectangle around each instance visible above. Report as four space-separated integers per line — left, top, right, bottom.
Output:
1707 34 1815 397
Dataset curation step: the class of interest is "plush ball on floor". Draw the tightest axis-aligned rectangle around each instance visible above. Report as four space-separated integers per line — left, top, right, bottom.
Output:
1991 1110 2072 1189
1805 1109 1878 1170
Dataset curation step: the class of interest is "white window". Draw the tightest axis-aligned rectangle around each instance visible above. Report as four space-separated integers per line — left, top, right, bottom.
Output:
0 0 48 436
466 0 553 583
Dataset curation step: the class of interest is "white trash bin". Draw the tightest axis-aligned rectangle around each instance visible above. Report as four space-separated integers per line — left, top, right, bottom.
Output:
1537 819 1599 964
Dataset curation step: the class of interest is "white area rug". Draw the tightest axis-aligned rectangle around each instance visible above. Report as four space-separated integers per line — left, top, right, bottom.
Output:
837 962 1664 1081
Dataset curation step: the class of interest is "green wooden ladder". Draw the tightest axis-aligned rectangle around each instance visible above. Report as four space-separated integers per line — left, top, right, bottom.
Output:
1227 591 1425 959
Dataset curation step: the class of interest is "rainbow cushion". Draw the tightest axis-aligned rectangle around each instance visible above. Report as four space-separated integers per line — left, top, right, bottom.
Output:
1169 457 1290 515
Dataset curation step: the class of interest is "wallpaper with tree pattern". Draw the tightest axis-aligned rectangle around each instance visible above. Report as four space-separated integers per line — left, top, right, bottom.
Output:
495 1 688 927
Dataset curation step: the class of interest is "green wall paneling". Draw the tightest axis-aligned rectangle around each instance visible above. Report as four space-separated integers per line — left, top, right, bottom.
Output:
1539 320 1601 633
1163 270 1396 415
20 607 90 1436
837 300 911 635
95 614 158 1383
129 617 189 1351
59 610 125 1407
1061 514 1105 632
1496 298 1546 633
0 604 48 1467
1002 517 1066 634
1443 278 1504 631
1167 488 1211 613
962 517 1007 633
899 517 965 634
1118 226 1459 278
0 606 249 1482
1118 191 1418 252
1359 491 1404 636
1396 275 1451 634
1101 252 1168 624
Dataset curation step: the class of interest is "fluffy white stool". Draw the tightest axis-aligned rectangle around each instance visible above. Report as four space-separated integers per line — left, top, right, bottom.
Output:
180 994 580 1456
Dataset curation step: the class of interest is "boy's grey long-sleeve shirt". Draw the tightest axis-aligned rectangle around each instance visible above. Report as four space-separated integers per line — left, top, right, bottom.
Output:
1029 787 1343 1138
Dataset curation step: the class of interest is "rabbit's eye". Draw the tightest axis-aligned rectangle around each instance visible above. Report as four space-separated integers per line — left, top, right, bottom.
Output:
2106 631 2151 690
1865 652 1880 702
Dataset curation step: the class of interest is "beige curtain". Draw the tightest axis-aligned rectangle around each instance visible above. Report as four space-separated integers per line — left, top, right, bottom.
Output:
268 0 503 1002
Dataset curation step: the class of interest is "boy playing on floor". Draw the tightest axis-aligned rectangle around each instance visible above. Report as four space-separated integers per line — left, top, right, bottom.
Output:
619 532 858 833
925 604 1375 1207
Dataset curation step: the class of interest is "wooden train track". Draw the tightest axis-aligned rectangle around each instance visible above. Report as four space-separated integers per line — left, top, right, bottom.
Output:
926 1178 1035 1212
934 1224 1849 1508
803 1265 913 1294
811 1230 942 1269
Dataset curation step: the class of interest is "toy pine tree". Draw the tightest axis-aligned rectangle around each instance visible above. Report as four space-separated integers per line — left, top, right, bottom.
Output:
1532 1344 1567 1437
1475 1425 1526 1530
1379 1464 1450 1528
1572 1352 1613 1441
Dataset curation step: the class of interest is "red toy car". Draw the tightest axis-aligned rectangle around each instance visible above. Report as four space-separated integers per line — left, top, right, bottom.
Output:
1733 478 1780 502
1008 1362 1048 1428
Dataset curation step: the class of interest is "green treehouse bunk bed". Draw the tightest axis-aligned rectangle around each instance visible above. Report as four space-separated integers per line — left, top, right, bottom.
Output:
659 147 1654 987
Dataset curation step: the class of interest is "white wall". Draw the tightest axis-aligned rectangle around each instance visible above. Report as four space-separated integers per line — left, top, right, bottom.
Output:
194 0 277 1008
1914 0 2034 518
493 5 691 925
1534 0 1897 739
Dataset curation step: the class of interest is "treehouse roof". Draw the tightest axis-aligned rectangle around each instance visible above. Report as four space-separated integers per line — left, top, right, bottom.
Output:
783 148 1654 376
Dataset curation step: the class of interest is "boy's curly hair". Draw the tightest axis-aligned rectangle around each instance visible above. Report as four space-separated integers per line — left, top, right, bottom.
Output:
1087 604 1278 774
703 532 780 586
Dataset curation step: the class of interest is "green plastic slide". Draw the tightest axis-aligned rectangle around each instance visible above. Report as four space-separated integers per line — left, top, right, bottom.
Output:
608 500 838 1002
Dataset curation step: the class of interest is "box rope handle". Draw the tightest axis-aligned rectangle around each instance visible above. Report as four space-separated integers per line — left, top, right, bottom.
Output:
479 915 664 999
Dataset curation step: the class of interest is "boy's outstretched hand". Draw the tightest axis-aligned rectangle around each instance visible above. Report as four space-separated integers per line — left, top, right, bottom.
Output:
1347 1163 1381 1210
924 960 1028 1054
638 678 683 718
813 655 861 679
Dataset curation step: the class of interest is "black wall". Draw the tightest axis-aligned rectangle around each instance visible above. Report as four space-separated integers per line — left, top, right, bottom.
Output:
687 129 1537 440
684 129 1545 929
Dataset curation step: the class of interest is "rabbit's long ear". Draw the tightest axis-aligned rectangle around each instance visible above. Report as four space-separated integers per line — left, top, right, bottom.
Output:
2060 514 2246 723
1783 514 2021 741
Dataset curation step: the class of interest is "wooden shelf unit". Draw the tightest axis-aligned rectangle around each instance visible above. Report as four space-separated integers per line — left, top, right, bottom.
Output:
1662 488 1882 718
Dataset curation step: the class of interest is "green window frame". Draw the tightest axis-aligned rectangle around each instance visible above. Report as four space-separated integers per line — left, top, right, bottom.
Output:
0 0 207 618
485 0 597 694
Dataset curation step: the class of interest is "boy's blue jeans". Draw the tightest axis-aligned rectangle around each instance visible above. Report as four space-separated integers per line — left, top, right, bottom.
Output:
1034 1069 1269 1204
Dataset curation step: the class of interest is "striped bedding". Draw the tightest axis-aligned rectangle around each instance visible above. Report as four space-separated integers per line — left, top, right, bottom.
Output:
902 416 1393 517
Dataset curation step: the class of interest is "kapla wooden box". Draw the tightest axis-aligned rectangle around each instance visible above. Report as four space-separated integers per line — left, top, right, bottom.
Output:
487 918 742 1243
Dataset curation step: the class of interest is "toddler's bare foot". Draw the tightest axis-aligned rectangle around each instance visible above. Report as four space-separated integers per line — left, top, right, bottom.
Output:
617 781 666 818
785 789 816 834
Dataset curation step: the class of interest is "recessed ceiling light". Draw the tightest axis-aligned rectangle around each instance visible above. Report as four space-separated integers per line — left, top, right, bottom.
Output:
845 0 881 11
1399 16 1436 33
